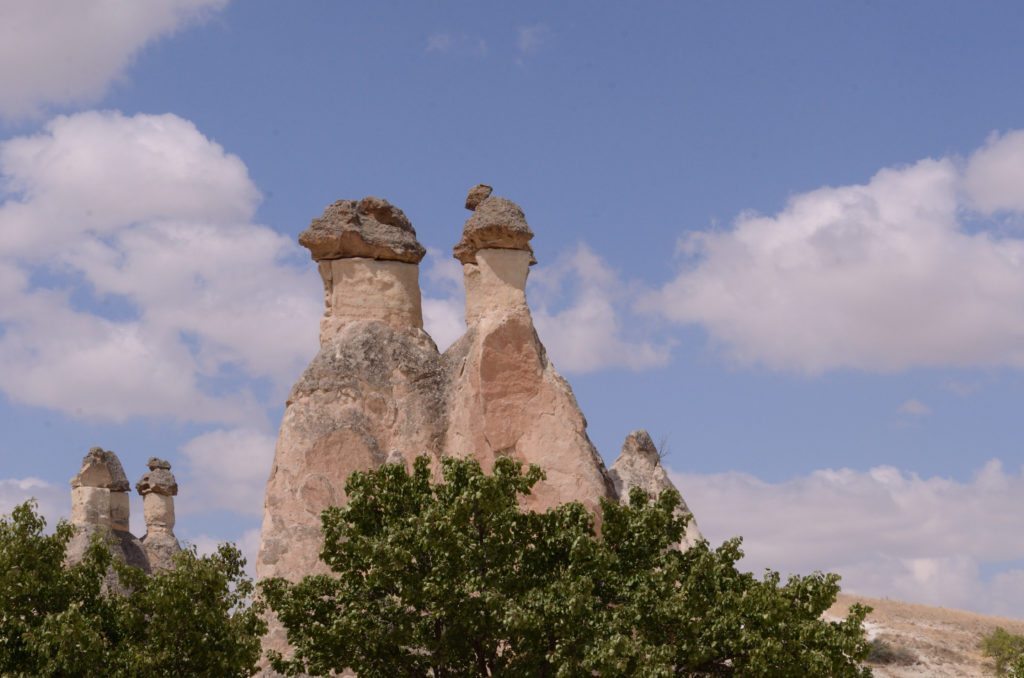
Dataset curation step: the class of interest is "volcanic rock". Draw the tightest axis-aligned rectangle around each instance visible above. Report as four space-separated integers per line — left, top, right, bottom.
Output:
298 197 425 264
609 430 703 548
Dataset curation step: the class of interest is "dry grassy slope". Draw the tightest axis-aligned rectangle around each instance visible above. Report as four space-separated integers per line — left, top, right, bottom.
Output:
828 593 1024 677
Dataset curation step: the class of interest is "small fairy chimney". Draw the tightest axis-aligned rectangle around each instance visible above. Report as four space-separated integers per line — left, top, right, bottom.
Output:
136 457 181 571
298 196 427 344
67 447 149 572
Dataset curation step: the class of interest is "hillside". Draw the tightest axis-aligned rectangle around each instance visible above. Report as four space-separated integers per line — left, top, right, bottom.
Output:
829 593 1024 677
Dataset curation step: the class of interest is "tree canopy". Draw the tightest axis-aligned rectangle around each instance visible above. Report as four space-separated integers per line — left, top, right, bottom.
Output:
0 501 265 677
263 456 873 677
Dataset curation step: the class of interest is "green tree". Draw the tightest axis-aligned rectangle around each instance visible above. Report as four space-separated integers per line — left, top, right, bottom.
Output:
263 456 873 677
982 627 1024 677
0 500 266 677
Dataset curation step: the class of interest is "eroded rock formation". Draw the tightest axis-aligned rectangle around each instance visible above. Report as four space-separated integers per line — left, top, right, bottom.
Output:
609 430 703 547
136 457 181 571
256 186 698 660
443 190 614 515
67 447 150 575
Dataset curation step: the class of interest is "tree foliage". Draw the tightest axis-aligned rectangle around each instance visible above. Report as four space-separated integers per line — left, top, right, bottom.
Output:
982 627 1024 677
264 456 873 677
0 500 266 677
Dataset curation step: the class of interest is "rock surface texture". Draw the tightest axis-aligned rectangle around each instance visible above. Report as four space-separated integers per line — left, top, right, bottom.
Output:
67 447 150 576
136 457 181 571
609 430 703 547
256 188 699 664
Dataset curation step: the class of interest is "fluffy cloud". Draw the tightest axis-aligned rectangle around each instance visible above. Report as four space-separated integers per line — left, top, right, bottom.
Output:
532 244 673 373
420 249 466 352
178 428 276 516
651 131 1024 373
0 0 228 119
671 460 1024 616
0 477 66 524
964 130 1024 214
0 111 320 422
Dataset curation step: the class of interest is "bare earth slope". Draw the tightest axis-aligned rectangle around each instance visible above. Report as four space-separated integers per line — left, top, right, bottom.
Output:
829 593 1024 677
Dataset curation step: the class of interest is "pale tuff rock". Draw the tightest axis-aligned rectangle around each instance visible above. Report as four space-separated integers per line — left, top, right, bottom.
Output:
299 197 425 264
453 189 535 265
463 248 531 324
67 447 150 575
609 430 703 548
317 258 424 343
444 240 615 516
136 457 181 572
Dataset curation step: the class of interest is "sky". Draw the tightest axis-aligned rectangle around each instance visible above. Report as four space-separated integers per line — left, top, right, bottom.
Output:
1 0 1023 617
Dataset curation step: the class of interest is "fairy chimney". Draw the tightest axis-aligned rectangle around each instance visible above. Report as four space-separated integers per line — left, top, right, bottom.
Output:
443 186 616 516
258 196 446 659
67 447 149 573
136 457 181 571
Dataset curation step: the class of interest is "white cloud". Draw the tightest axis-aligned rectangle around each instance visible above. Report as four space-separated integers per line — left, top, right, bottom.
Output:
0 111 320 422
898 398 930 416
179 428 276 516
651 131 1024 373
424 32 487 57
425 33 452 54
517 24 550 55
0 477 66 525
421 248 465 352
0 0 228 120
964 130 1024 214
531 244 673 373
670 460 1024 616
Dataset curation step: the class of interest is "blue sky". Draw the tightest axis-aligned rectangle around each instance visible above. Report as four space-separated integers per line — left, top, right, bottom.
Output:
2 1 1024 616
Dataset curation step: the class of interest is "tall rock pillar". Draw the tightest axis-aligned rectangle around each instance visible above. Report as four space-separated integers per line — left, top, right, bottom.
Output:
136 457 181 571
443 186 616 515
256 197 446 657
67 447 149 574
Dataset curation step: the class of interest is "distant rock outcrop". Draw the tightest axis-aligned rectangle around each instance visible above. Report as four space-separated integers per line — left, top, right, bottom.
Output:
66 447 151 576
136 457 181 571
256 186 699 661
609 430 702 547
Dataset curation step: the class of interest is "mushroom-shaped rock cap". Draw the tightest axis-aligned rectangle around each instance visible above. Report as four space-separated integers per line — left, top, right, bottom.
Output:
454 188 535 265
298 196 426 263
71 447 130 492
136 461 178 497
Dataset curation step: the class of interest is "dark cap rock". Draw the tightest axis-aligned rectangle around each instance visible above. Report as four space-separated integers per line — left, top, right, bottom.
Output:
299 196 426 264
71 447 130 492
136 466 178 497
147 457 172 470
464 184 493 210
453 191 535 265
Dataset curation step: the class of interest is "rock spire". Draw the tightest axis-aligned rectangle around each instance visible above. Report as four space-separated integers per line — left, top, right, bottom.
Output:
66 447 150 574
136 457 181 571
609 430 703 548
